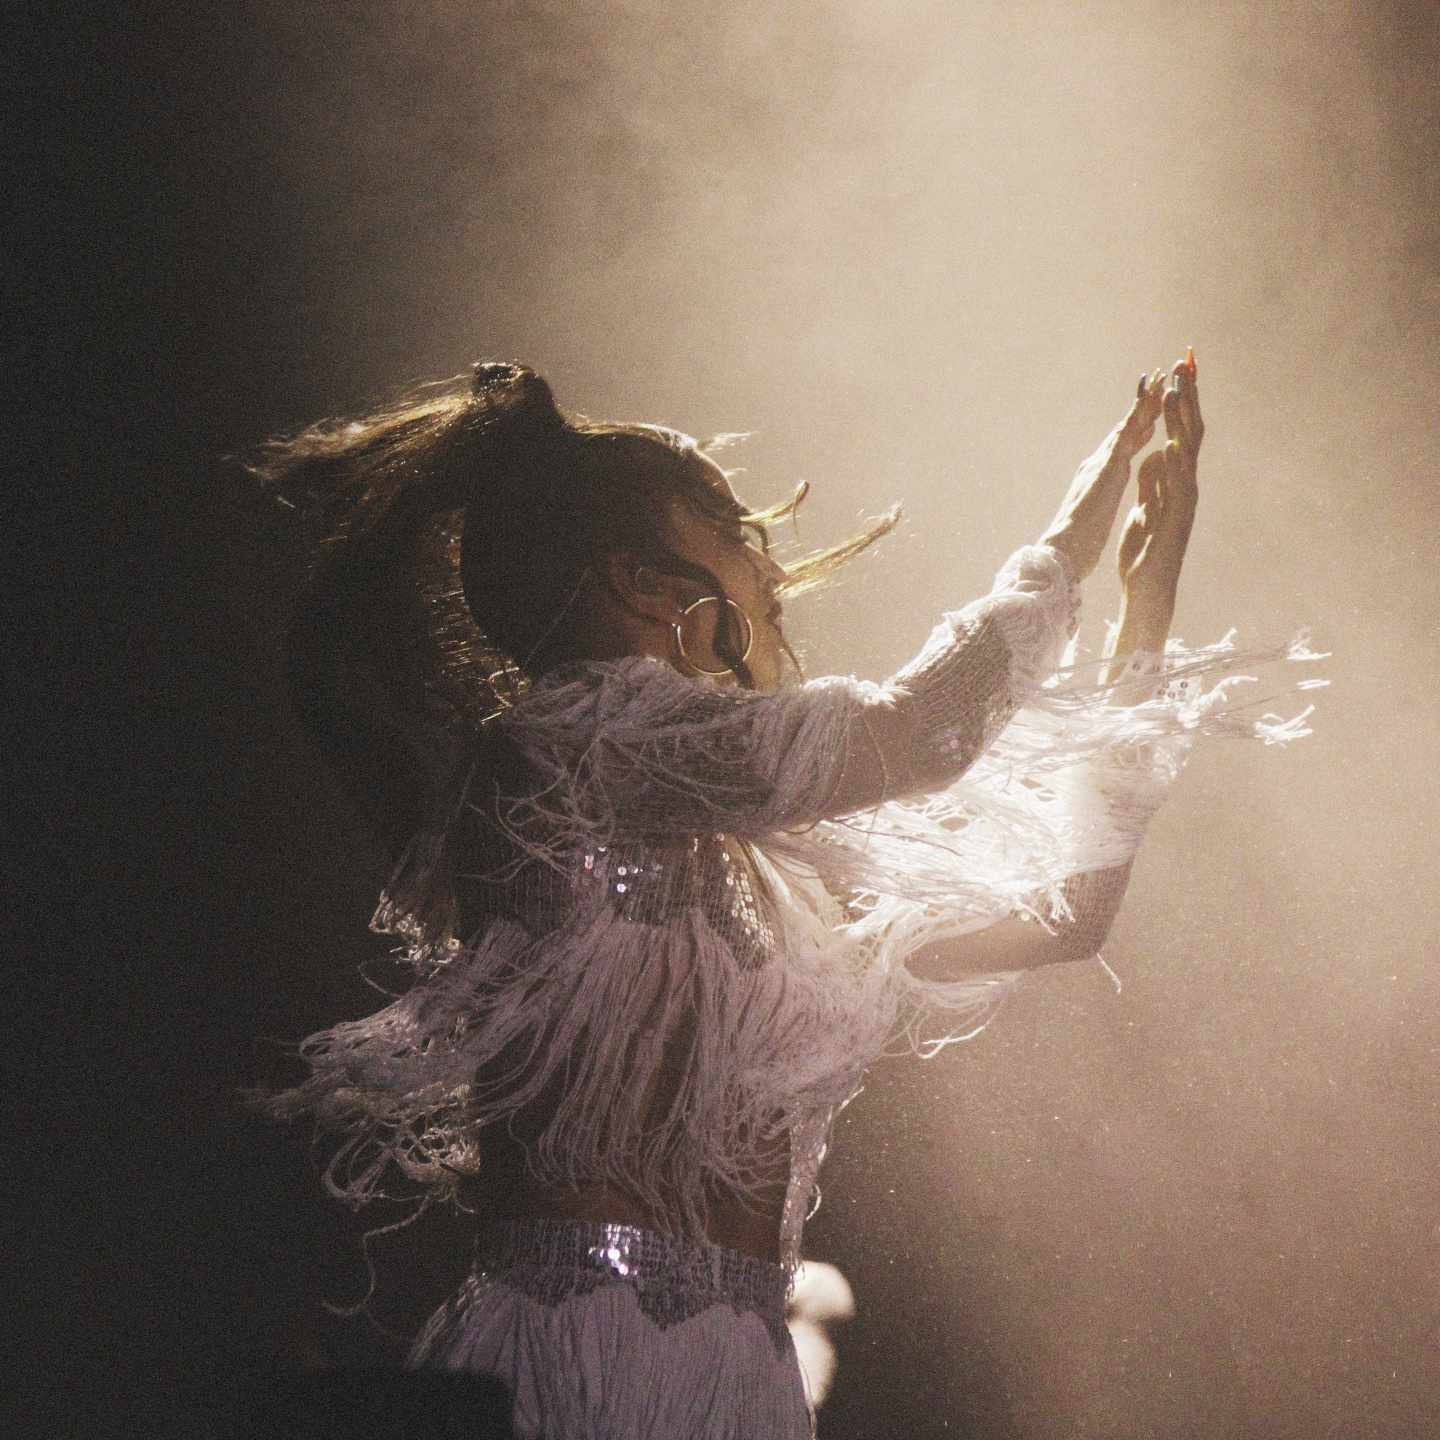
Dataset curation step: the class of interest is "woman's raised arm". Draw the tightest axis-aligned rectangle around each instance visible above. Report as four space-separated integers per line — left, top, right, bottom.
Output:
500 373 1179 842
1040 370 1166 581
905 356 1205 980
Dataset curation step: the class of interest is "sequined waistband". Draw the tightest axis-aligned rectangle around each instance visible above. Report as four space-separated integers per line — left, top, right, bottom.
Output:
477 1217 790 1330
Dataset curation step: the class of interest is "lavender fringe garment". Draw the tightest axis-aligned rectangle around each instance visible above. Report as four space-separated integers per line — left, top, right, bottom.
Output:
261 543 1321 1420
263 545 1321 1267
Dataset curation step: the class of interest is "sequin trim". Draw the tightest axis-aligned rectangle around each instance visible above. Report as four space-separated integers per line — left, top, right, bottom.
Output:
473 1218 792 1355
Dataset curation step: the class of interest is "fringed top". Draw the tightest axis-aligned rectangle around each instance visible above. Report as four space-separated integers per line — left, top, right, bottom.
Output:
263 545 1321 1274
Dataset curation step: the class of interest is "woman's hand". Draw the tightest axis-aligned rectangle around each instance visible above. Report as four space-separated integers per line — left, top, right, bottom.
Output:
1040 370 1167 581
1108 357 1202 661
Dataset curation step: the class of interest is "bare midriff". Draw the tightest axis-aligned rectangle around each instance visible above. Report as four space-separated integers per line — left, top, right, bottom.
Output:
468 1125 789 1264
462 953 794 1265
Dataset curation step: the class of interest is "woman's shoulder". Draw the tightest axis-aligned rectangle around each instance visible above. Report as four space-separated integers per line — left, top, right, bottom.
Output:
505 656 763 739
523 653 680 700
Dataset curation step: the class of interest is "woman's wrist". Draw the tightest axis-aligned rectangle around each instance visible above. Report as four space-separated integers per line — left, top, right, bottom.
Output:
1109 583 1176 659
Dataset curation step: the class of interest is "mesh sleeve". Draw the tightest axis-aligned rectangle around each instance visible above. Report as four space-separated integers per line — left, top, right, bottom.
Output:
889 544 1079 782
1018 861 1136 965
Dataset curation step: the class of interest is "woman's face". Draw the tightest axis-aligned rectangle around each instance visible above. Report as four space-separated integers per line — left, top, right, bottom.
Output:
663 453 790 691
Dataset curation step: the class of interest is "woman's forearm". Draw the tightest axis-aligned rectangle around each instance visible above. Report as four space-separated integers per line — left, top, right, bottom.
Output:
905 863 1136 980
1101 583 1177 683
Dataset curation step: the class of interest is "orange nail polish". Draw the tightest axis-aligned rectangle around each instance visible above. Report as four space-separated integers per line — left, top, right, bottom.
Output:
1185 346 1197 376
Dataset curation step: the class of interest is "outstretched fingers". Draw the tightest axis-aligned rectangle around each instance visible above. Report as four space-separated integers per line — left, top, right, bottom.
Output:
1163 355 1204 467
1157 388 1199 568
1123 369 1167 450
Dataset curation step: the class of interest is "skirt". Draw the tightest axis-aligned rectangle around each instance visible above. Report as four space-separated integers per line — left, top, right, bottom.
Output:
408 1217 815 1439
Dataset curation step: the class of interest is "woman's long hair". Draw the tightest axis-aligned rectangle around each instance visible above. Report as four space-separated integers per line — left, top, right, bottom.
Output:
249 362 896 866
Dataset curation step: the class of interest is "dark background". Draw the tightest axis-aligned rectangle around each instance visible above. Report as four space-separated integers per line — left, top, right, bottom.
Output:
16 3 1440 1436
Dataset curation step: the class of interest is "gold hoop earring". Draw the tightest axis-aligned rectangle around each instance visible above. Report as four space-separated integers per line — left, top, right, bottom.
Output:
672 596 755 677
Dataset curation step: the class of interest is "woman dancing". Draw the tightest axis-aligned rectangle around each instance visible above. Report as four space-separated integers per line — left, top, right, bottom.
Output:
256 354 1310 1437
